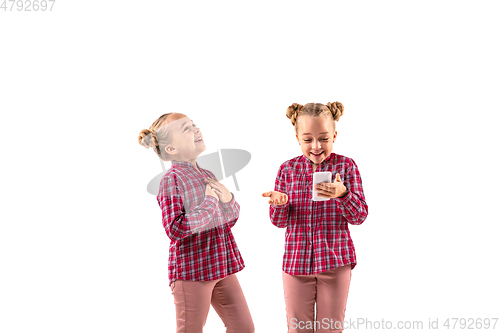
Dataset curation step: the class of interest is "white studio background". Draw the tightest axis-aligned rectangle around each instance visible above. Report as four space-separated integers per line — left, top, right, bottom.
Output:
1 1 499 332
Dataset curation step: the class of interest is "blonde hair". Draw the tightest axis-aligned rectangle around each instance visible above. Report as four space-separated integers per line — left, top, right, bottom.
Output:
286 102 344 133
138 113 175 161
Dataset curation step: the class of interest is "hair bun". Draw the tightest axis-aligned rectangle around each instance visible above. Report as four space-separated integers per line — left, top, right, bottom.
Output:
286 103 304 126
326 101 344 121
138 129 158 149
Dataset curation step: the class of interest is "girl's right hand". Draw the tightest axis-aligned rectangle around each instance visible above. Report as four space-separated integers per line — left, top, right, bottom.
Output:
262 191 288 206
205 184 219 201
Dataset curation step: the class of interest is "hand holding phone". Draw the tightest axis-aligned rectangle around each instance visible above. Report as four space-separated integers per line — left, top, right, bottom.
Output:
312 171 332 201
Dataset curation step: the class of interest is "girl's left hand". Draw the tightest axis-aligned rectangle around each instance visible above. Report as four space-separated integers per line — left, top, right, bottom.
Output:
204 177 233 203
314 173 349 199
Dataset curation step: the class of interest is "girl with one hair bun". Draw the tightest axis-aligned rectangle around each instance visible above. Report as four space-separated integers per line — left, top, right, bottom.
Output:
139 112 254 333
138 112 175 160
263 102 368 333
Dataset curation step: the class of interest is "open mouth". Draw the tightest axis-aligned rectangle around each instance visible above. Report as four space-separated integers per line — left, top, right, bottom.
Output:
194 137 203 143
311 151 324 156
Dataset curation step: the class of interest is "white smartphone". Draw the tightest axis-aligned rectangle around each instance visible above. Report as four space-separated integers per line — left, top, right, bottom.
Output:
312 171 332 201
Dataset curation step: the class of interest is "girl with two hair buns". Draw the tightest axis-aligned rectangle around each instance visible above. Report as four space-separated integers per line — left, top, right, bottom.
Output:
262 102 369 333
138 112 254 333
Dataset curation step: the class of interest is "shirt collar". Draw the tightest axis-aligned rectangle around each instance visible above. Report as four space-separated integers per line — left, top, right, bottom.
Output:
171 160 200 170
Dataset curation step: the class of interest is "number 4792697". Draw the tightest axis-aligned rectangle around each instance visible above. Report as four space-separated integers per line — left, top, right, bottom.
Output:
1 0 56 11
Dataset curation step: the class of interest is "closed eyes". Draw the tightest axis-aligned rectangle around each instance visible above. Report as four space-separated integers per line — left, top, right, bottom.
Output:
303 138 328 142
183 123 197 132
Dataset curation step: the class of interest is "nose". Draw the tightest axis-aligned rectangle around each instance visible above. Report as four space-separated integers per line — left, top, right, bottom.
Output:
312 140 322 149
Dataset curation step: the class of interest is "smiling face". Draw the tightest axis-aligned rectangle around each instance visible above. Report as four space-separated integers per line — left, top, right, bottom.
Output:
163 113 206 162
295 114 337 165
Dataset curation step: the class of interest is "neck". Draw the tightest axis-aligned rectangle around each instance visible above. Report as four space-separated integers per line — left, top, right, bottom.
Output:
173 153 198 167
186 157 201 172
173 152 202 172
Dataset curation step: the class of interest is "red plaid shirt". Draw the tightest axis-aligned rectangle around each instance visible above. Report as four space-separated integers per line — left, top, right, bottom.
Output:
270 152 368 275
157 160 245 286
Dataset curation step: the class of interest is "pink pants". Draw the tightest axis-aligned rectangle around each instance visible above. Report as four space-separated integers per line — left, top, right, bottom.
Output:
170 273 254 333
283 265 352 333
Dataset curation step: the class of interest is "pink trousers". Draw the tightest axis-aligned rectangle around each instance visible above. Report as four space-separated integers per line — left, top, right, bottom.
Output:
283 265 352 333
170 273 254 333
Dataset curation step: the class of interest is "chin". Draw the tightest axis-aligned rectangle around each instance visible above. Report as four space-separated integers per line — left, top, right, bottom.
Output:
192 146 206 158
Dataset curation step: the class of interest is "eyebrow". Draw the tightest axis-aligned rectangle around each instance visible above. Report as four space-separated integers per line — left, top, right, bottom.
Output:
180 120 191 129
301 132 329 135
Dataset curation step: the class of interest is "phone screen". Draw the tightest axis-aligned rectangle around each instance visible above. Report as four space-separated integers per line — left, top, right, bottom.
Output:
312 171 332 201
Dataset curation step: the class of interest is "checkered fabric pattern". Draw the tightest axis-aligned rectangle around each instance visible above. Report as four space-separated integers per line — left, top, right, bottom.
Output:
157 160 244 286
270 153 368 275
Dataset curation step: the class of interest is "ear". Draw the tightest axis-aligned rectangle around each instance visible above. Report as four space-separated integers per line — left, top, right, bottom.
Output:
296 133 300 145
165 145 178 155
332 130 338 142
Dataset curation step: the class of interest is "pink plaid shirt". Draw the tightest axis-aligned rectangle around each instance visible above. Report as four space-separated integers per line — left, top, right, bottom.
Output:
270 152 368 275
157 160 245 286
